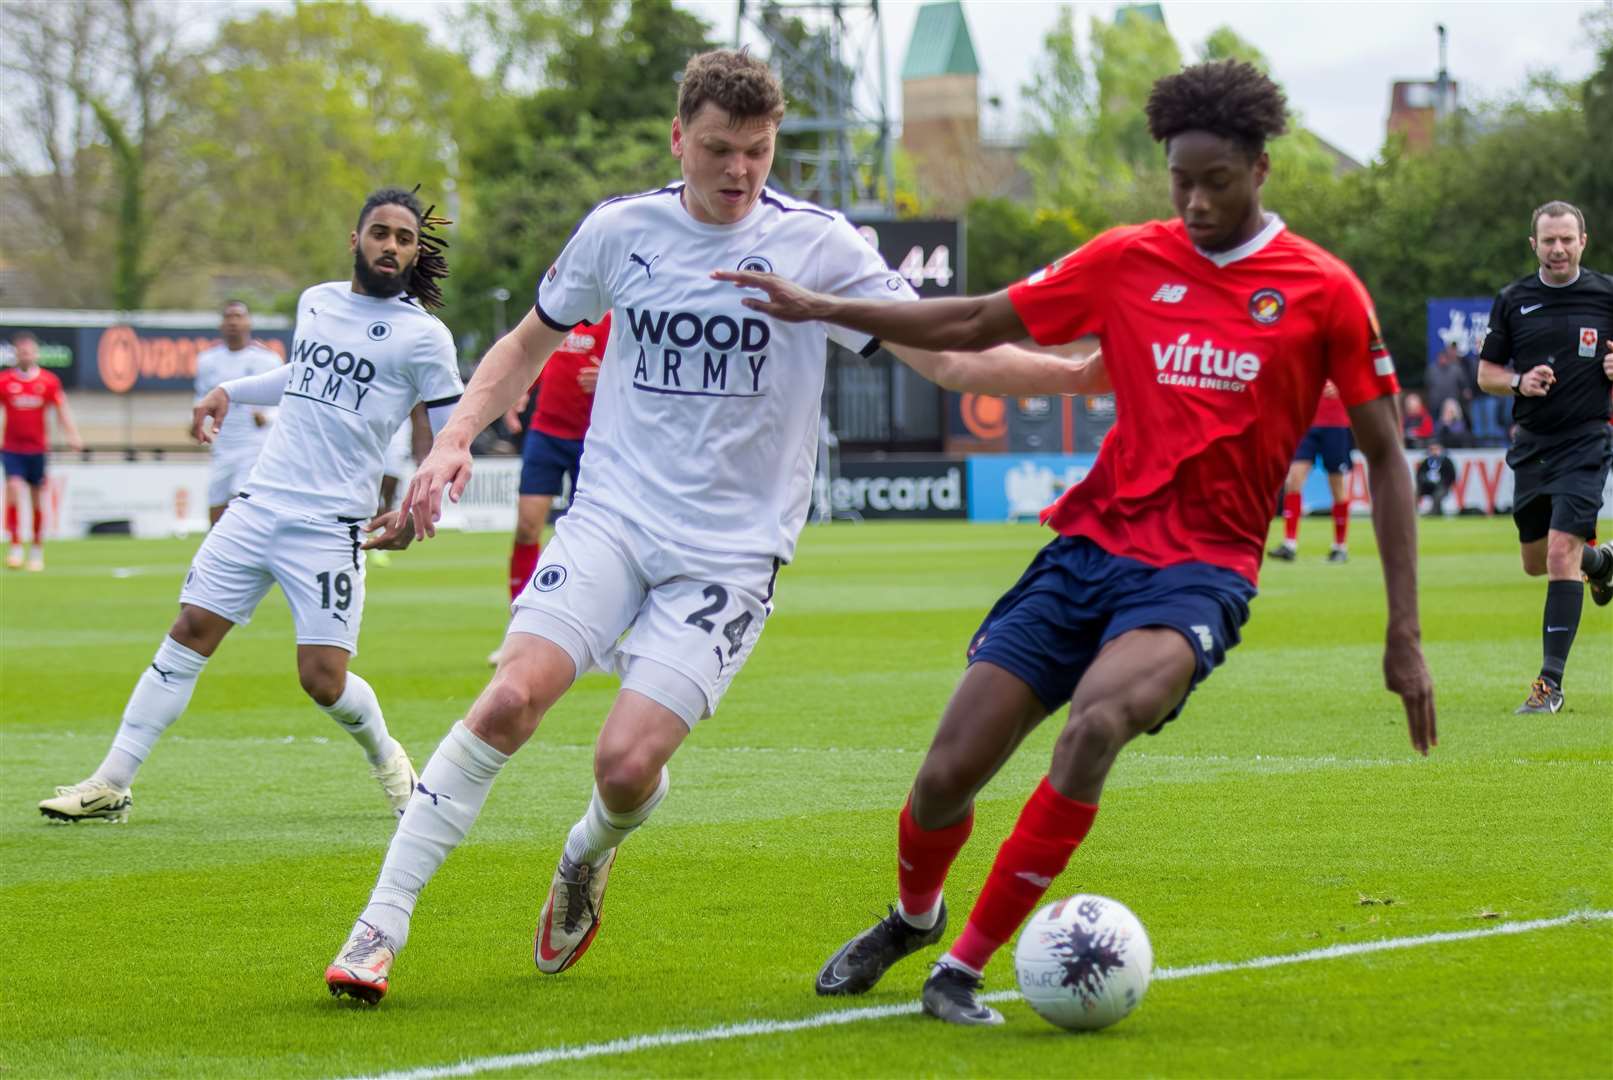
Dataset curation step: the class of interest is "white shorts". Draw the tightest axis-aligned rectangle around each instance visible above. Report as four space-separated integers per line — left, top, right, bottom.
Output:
507 500 780 725
208 454 258 508
180 496 367 653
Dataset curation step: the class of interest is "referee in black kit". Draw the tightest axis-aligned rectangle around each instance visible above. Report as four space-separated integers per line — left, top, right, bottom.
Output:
1477 200 1613 715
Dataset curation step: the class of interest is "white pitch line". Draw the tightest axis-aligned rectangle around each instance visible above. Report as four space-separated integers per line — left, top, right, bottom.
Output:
344 909 1613 1080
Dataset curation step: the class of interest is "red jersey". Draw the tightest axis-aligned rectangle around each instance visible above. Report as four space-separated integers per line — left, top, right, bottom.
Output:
0 366 64 454
1007 217 1398 584
1311 379 1350 428
529 313 609 440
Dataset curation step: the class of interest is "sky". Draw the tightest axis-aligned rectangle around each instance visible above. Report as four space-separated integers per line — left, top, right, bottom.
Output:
315 0 1602 165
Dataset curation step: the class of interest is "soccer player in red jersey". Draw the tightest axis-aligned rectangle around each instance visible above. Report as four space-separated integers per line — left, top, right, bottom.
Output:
1269 378 1354 563
1 331 83 571
503 314 608 604
720 60 1437 1025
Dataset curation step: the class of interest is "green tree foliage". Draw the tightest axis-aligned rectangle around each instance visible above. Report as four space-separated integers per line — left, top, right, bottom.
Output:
443 0 714 346
962 199 1091 293
178 1 483 311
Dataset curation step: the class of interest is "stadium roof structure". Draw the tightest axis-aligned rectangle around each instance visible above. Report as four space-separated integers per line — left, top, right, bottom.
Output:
901 1 979 80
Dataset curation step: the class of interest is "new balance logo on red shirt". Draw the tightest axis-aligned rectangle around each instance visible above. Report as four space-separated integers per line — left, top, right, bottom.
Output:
1151 284 1188 303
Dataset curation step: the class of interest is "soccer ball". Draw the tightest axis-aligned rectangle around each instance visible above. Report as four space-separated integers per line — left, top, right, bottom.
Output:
1014 894 1153 1031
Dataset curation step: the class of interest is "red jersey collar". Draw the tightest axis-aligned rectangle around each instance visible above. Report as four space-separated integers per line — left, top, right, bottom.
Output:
1192 213 1286 268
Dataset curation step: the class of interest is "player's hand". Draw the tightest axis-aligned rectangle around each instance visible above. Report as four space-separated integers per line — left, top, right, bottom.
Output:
578 361 600 394
711 269 829 323
192 388 231 444
1383 629 1437 756
67 436 84 453
253 411 268 428
1602 339 1612 380
1519 364 1554 397
402 438 473 540
362 510 416 551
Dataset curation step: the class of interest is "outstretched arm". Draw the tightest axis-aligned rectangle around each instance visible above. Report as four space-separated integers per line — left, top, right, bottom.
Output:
887 342 1110 397
1349 393 1437 755
714 270 1029 353
402 307 568 538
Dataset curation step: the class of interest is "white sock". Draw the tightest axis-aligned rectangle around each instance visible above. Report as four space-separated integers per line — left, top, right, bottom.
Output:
359 721 509 949
898 898 943 931
319 672 396 765
93 636 209 790
936 952 984 979
563 767 670 869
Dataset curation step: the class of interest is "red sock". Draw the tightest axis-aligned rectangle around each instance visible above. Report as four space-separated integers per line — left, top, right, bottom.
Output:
31 505 44 545
949 777 1097 972
4 504 17 545
1282 491 1302 543
1331 499 1350 547
509 541 541 601
897 794 973 919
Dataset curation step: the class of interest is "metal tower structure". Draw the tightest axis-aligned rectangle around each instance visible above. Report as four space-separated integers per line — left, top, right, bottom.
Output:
733 0 896 219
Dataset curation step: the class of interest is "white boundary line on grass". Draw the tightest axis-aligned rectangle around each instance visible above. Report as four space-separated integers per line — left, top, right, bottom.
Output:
345 910 1613 1080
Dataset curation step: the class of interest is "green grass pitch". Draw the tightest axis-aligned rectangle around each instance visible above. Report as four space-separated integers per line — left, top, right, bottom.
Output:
2 517 1609 1078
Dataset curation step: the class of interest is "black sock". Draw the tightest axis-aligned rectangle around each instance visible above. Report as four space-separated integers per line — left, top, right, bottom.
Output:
1540 579 1583 686
1582 544 1611 579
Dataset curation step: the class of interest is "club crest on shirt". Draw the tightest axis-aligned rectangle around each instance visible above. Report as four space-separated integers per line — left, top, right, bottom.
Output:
367 322 391 341
534 565 567 592
737 254 773 274
1249 288 1285 325
1580 327 1599 357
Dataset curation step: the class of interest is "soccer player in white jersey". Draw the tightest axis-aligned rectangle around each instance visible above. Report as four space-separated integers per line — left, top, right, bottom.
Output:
324 51 1109 1004
193 300 282 524
39 188 464 825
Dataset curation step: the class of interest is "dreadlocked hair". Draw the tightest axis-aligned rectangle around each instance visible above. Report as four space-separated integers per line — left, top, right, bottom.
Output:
1145 60 1288 160
355 186 453 310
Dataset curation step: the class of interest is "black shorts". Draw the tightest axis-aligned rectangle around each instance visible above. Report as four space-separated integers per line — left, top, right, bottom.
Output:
2 451 46 486
519 429 585 498
1508 423 1612 543
967 535 1256 732
1294 425 1354 474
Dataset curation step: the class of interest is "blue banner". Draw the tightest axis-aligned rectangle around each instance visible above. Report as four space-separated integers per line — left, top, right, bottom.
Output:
1426 297 1491 364
967 454 1097 522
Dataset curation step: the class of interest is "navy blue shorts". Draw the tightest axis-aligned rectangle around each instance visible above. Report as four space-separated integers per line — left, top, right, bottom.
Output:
2 451 46 486
967 535 1257 729
1294 425 1354 474
519 429 585 497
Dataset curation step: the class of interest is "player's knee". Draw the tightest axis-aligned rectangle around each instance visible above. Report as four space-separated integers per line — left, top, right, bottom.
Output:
297 661 346 707
593 744 661 807
911 756 986 823
1055 705 1135 773
468 672 546 740
513 519 544 545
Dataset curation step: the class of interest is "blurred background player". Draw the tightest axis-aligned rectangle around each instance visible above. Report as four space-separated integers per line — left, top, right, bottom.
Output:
1269 379 1353 563
726 58 1436 1027
489 313 608 664
193 300 282 525
37 187 462 824
1 331 82 571
372 404 429 567
1475 199 1613 715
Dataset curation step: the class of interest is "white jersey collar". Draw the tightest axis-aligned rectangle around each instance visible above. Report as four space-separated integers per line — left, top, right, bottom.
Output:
1537 268 1580 288
1195 213 1286 268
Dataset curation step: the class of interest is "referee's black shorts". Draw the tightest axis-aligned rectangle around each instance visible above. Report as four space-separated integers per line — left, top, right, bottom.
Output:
1507 421 1612 543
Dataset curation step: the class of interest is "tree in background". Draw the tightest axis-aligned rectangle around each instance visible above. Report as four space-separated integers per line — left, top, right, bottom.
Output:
178 1 484 312
0 0 194 309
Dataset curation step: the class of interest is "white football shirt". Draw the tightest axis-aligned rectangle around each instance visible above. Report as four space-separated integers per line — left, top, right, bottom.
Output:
537 183 916 559
242 281 462 519
194 343 282 457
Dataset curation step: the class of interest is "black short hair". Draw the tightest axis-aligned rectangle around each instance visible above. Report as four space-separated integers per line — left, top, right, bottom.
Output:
1145 60 1288 159
354 186 452 310
12 330 37 346
222 299 249 315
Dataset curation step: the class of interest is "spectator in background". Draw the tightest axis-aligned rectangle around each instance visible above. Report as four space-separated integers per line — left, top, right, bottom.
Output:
1416 441 1458 515
1425 341 1469 424
1402 391 1434 446
2 331 83 571
1434 398 1472 448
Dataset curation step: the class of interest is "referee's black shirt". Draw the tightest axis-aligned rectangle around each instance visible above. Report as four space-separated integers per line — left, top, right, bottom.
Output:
1480 268 1613 435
